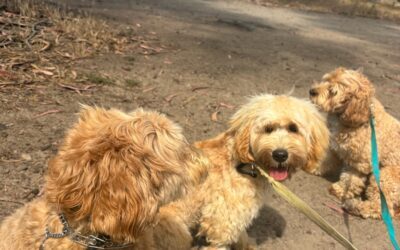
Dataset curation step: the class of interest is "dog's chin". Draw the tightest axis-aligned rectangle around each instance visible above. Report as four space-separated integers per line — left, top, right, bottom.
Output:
265 163 296 182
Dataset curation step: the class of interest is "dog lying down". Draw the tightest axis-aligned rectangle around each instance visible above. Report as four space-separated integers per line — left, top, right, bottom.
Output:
0 106 209 250
154 94 330 249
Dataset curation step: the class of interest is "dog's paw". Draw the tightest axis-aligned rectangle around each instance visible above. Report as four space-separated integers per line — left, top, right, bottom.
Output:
329 182 361 200
343 199 381 219
329 183 345 200
305 167 322 176
343 199 361 216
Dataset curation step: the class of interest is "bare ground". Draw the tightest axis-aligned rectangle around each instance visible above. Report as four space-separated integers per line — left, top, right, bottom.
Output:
1 0 400 249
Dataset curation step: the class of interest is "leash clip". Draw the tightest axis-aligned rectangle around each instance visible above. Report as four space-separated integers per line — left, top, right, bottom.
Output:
236 163 258 178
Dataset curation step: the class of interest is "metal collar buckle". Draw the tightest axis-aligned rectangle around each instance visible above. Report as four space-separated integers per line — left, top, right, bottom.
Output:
236 162 258 178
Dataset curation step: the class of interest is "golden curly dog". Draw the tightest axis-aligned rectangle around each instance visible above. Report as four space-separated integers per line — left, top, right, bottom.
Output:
309 67 400 219
0 106 208 250
154 94 330 249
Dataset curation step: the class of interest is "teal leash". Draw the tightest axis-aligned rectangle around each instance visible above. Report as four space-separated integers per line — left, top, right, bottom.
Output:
369 110 400 250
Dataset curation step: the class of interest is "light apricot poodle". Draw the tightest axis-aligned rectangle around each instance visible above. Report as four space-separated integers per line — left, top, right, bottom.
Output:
155 94 330 249
0 106 208 250
309 67 400 219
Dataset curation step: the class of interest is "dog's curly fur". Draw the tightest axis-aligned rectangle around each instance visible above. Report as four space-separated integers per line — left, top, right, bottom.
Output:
0 106 208 249
309 67 400 219
155 94 330 249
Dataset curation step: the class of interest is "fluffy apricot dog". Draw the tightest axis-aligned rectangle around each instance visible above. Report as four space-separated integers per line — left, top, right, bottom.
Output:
0 106 208 250
155 94 330 249
309 67 400 219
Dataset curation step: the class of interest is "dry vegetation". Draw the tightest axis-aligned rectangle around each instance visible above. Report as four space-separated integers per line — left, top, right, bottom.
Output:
250 0 400 22
0 0 166 90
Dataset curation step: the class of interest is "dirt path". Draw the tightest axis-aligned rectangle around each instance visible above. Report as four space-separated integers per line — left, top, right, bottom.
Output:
1 0 399 249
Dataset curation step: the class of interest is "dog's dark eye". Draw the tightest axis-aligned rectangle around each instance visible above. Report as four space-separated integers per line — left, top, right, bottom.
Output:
265 125 274 133
288 123 298 133
329 88 337 96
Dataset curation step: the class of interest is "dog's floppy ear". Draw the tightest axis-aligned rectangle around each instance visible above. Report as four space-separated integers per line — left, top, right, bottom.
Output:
339 73 375 127
233 124 255 163
229 110 255 163
46 107 187 242
302 109 330 174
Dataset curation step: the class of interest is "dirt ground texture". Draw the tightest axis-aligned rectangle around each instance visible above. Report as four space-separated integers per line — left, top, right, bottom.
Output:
1 0 400 249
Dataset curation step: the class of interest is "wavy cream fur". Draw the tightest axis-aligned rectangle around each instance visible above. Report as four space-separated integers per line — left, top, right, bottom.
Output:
155 94 330 249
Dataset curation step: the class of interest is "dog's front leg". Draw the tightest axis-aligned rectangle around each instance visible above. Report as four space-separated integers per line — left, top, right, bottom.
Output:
329 167 367 200
344 166 400 219
197 187 262 250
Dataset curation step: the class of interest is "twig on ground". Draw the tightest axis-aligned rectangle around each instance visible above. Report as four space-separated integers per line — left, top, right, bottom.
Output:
34 109 62 118
24 19 49 48
0 199 24 205
142 86 156 93
219 102 235 109
58 83 96 94
0 37 13 47
0 158 22 163
192 86 209 92
164 93 179 103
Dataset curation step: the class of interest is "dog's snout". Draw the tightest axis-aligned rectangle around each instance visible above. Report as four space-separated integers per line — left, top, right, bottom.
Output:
272 149 288 163
309 88 318 97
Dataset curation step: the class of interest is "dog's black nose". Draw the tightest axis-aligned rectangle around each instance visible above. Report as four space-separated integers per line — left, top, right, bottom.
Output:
309 88 318 97
272 149 288 163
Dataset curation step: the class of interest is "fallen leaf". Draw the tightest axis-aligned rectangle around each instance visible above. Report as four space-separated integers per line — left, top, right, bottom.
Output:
0 70 16 80
71 70 77 79
142 86 156 93
140 44 162 52
58 83 95 94
31 64 54 76
32 69 54 76
38 39 51 52
211 111 220 122
164 94 178 103
164 59 172 64
192 86 209 92
219 102 235 109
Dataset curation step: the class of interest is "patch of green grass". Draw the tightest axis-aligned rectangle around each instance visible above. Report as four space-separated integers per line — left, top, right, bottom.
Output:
86 73 114 85
125 78 141 87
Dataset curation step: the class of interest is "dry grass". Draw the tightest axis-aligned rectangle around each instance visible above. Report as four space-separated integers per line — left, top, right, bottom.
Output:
250 0 400 22
0 0 165 88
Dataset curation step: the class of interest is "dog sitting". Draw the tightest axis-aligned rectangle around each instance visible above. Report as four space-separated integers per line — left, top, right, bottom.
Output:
0 106 208 250
309 67 400 219
155 94 330 249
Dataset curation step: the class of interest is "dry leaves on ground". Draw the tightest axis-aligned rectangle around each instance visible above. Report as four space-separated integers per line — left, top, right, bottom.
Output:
0 0 167 90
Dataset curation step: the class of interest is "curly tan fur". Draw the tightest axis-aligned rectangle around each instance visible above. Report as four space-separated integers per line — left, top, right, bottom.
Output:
309 67 400 219
155 94 330 249
0 106 208 249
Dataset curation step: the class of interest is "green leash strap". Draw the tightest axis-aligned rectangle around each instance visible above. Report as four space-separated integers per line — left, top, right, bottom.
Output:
256 165 358 250
369 115 400 250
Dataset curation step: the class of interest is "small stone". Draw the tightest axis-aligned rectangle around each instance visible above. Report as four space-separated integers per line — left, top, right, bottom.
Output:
21 153 32 161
